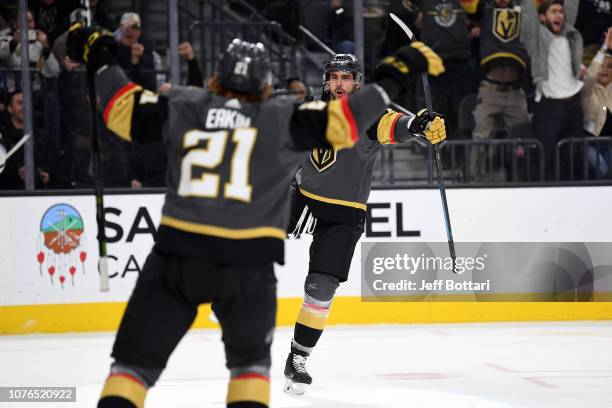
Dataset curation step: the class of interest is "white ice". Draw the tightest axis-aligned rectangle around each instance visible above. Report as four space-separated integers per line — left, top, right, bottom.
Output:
1 322 612 407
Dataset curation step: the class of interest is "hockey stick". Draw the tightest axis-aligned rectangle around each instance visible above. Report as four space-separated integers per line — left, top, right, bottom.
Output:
78 3 110 291
89 67 110 292
298 25 337 56
1 133 31 165
389 13 457 271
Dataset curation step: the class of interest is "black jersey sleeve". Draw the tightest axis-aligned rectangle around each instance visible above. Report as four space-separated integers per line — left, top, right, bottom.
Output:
95 64 168 144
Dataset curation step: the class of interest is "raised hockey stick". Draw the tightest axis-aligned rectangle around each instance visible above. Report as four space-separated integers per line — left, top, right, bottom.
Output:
389 13 457 271
78 3 110 291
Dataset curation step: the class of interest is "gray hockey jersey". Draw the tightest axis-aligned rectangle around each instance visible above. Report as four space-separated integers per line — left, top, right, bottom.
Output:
298 109 415 225
299 135 380 213
95 65 390 263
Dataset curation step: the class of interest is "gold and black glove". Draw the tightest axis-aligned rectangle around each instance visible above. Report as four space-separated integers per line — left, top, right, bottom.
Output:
375 42 445 94
408 109 447 145
66 22 117 70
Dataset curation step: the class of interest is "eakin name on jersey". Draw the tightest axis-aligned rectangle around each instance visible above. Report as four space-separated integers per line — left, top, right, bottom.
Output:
205 107 252 129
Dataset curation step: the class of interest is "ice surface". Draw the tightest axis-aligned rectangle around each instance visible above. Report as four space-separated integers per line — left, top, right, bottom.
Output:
1 322 611 407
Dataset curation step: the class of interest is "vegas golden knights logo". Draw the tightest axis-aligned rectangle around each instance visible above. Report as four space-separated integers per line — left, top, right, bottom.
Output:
310 148 337 172
432 3 457 28
493 9 520 43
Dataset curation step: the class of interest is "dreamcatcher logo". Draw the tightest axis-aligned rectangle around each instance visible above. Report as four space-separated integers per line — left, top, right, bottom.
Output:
36 204 88 289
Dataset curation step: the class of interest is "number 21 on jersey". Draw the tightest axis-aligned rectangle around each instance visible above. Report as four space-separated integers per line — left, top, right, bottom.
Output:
178 128 257 202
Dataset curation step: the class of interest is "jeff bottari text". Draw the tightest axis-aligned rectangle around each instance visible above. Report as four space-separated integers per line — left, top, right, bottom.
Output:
372 279 491 292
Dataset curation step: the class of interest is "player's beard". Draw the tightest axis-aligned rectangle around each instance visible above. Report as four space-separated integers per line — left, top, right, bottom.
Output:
330 84 357 100
544 19 563 34
331 87 348 100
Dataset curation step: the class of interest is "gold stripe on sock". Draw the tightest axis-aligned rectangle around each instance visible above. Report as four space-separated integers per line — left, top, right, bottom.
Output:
100 374 146 408
297 306 329 330
227 374 270 406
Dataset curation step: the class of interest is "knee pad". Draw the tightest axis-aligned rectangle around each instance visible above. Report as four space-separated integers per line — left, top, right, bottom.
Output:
304 272 340 303
230 364 270 379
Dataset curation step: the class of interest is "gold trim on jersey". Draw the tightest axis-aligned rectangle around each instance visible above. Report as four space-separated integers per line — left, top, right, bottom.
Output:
160 215 286 240
100 374 146 408
103 83 142 142
480 52 526 69
493 8 520 43
299 187 367 211
326 98 358 150
377 111 404 145
227 375 270 406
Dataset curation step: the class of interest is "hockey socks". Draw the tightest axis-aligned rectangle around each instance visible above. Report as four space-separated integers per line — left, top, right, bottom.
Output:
98 373 147 408
227 372 270 407
293 293 333 351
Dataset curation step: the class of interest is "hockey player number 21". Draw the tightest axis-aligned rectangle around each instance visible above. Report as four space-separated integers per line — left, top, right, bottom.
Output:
178 128 257 202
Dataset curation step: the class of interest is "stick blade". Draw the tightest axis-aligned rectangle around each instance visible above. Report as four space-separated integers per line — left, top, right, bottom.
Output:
99 256 110 292
389 12 415 41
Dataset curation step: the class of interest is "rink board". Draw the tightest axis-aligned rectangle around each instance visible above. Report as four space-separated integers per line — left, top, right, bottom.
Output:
2 300 612 334
1 187 612 334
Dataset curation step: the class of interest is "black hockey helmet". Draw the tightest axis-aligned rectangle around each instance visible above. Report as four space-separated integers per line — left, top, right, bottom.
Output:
322 54 362 84
216 39 272 94
321 54 362 101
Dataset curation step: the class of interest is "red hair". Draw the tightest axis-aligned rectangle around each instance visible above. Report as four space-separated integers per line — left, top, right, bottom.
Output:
207 75 273 102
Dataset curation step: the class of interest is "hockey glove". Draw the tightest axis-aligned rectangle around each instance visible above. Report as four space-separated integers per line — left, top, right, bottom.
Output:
66 22 117 70
408 109 447 145
375 42 445 91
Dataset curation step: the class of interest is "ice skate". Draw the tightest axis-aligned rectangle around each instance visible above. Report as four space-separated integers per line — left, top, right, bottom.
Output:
283 351 312 395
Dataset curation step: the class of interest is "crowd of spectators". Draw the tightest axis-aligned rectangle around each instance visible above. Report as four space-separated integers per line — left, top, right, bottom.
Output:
0 0 611 190
374 0 610 181
0 0 200 190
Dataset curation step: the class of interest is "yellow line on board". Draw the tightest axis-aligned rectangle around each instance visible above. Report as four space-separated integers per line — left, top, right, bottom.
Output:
1 297 612 335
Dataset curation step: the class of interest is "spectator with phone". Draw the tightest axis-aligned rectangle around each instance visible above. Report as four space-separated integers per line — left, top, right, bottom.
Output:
0 10 60 91
8 10 49 68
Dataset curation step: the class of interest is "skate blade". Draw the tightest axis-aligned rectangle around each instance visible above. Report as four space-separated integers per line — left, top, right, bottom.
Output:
208 311 219 323
284 379 309 395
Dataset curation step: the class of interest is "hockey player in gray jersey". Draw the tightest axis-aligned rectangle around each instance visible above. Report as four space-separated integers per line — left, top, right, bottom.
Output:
283 53 447 395
66 22 443 408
